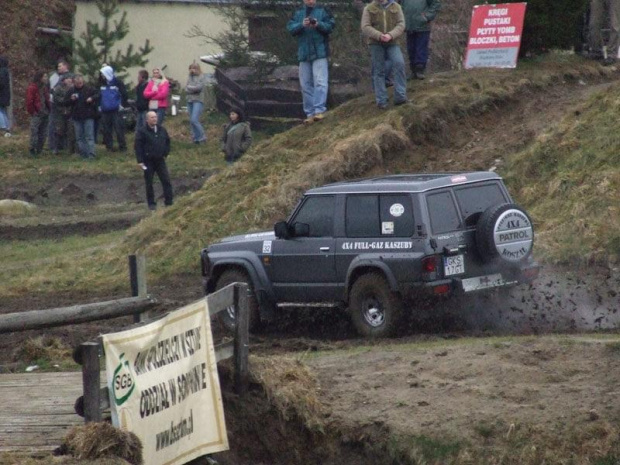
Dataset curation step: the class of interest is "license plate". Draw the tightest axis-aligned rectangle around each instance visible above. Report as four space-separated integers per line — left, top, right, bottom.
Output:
443 254 465 276
462 273 512 292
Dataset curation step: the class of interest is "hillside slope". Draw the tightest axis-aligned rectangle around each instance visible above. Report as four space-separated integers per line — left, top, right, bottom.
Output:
0 55 618 297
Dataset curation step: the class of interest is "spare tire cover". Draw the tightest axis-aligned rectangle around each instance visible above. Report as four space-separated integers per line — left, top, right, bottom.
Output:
476 203 534 264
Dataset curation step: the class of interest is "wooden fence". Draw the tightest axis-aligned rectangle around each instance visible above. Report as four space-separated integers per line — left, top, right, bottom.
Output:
74 281 250 423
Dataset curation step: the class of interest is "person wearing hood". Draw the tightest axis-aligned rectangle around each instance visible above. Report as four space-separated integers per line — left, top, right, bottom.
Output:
221 107 252 165
361 0 409 109
0 56 12 136
143 67 170 125
99 65 128 152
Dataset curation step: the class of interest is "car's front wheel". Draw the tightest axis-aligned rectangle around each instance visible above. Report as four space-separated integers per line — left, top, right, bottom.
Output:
349 273 403 338
214 268 261 333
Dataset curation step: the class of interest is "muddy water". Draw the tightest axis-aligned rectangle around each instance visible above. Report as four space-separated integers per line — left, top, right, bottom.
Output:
453 266 620 333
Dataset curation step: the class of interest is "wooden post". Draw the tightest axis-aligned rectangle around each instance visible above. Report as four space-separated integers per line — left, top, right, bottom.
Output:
129 254 147 322
81 342 102 423
234 283 249 395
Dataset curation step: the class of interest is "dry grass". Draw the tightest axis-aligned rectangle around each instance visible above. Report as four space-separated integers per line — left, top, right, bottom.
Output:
0 55 617 297
250 354 327 433
12 336 73 365
58 423 142 465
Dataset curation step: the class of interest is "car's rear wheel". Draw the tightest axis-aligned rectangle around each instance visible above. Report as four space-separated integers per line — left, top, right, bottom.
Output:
349 273 403 338
214 269 261 333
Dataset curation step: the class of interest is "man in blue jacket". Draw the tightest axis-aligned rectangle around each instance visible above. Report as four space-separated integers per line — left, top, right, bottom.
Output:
402 0 441 79
287 0 335 124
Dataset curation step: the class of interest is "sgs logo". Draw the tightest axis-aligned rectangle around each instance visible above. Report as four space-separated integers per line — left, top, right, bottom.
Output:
113 353 136 406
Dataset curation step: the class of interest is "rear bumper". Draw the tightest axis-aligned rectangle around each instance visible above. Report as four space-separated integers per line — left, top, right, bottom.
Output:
403 263 541 297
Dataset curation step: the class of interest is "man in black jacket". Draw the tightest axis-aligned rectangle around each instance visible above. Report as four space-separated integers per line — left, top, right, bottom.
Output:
135 110 173 210
135 69 149 131
70 74 99 159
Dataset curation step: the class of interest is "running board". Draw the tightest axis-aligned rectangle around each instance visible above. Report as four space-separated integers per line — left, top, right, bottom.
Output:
276 302 342 308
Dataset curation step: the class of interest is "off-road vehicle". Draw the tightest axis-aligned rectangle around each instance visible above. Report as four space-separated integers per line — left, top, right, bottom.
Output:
200 172 540 337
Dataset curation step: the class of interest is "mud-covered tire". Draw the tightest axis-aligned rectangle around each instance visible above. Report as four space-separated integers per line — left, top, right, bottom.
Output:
476 203 534 264
349 273 403 338
214 269 261 333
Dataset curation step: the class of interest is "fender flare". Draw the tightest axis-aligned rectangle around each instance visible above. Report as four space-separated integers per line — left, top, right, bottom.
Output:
345 258 399 302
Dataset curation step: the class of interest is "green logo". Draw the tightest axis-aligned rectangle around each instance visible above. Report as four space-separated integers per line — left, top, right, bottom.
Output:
113 353 135 406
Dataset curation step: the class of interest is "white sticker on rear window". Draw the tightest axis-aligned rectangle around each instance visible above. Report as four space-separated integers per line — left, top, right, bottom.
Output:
382 221 394 235
389 203 405 217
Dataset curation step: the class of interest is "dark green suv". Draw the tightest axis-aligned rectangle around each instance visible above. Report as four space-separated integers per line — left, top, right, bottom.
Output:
201 172 540 337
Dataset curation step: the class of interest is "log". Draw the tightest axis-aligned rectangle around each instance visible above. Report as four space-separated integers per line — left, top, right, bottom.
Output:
0 296 158 333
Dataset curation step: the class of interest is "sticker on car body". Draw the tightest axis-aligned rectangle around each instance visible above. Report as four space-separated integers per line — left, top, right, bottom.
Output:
262 240 272 254
341 241 412 250
382 222 394 235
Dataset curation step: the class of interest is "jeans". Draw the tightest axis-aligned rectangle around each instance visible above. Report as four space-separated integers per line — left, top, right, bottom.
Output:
135 111 147 132
143 157 173 208
29 113 48 153
156 108 166 125
187 101 206 142
73 119 95 159
0 106 9 130
406 31 431 72
299 58 328 117
101 110 126 151
369 44 407 106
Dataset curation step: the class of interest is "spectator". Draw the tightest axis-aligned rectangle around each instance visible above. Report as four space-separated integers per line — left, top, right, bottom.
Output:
135 69 149 131
589 0 620 62
402 0 441 79
48 60 72 151
52 75 76 155
26 71 50 156
361 0 409 108
143 67 170 125
69 74 99 160
99 65 128 153
287 0 335 125
135 110 173 211
0 56 12 137
221 107 252 165
185 62 208 144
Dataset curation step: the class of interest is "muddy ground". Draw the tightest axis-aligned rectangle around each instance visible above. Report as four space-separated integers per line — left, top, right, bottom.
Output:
1 74 620 463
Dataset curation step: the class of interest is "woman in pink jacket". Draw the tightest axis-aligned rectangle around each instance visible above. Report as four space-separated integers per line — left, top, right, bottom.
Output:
143 67 169 124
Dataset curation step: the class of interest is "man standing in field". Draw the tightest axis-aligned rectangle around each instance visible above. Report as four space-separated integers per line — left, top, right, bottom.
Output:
287 0 336 125
589 0 620 62
401 0 441 80
135 111 173 211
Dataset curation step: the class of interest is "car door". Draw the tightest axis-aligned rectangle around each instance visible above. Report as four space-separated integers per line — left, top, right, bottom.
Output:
268 195 338 302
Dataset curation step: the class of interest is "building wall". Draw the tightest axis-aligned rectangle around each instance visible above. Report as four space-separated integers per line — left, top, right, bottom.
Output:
73 2 234 86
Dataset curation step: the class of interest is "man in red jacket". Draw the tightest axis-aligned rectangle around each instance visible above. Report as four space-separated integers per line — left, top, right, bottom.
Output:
26 71 51 157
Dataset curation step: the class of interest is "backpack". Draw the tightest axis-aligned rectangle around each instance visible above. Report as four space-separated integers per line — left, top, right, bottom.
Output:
100 84 121 112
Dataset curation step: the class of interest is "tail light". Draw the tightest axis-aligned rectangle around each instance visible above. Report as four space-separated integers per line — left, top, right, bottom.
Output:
421 256 438 281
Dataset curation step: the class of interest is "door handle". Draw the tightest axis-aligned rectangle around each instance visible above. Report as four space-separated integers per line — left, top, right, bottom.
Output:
320 247 330 252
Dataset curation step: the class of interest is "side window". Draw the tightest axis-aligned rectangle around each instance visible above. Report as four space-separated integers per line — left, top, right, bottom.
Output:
380 195 413 237
455 183 508 227
292 195 335 237
426 191 461 234
346 195 380 237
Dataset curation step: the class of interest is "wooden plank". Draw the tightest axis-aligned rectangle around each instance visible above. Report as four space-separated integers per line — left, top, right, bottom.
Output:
245 100 305 119
215 340 234 362
215 68 246 100
234 284 249 395
0 296 158 333
206 283 236 317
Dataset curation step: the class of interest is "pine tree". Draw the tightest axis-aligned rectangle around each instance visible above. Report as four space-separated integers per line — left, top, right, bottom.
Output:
70 0 153 83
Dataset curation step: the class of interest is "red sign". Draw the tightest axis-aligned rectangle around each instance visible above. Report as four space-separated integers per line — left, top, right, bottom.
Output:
464 3 527 69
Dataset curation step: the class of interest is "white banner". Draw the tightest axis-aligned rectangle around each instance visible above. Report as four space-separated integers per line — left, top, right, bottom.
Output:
102 299 228 465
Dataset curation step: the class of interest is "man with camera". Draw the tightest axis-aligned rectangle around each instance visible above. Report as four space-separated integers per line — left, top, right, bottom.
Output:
287 0 335 125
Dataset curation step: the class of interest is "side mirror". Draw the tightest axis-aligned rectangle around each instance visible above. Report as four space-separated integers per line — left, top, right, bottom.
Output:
293 222 310 237
274 221 289 239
